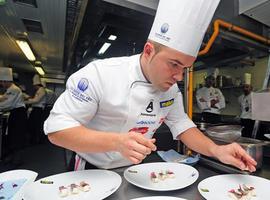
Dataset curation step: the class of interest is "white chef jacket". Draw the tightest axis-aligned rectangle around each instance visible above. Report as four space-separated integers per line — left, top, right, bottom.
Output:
0 83 25 111
44 54 196 169
45 88 57 106
238 93 252 119
196 86 225 114
26 87 46 108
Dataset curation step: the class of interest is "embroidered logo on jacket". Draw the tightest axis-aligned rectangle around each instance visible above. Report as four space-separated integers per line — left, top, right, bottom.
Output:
136 120 156 125
146 100 154 113
68 78 92 103
160 99 174 108
77 78 89 92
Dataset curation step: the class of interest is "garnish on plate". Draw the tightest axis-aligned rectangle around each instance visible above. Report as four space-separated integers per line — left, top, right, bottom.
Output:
200 188 209 192
128 170 138 173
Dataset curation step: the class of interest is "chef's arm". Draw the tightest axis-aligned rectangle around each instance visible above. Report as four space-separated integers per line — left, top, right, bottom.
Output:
0 93 15 110
177 127 257 172
0 94 7 102
195 92 210 110
178 127 218 157
25 88 45 104
48 126 156 164
214 89 225 109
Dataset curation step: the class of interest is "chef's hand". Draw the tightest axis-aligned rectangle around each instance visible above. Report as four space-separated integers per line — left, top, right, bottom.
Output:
214 142 257 172
210 99 219 107
116 131 157 164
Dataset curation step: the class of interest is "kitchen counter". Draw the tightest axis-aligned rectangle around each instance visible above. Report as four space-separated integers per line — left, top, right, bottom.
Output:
106 153 270 200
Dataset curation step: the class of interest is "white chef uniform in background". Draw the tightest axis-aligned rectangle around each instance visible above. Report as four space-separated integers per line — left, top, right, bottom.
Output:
196 84 225 114
238 73 254 138
44 0 220 169
26 74 46 144
0 67 28 164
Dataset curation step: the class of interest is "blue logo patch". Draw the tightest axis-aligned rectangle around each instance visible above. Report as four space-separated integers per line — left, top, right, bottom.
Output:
136 120 156 125
154 22 171 42
77 78 89 92
69 78 92 103
161 23 169 34
160 99 174 108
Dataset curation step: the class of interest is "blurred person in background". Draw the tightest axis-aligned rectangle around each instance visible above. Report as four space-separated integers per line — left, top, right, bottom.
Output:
238 83 254 138
0 67 28 166
196 75 225 124
25 74 46 145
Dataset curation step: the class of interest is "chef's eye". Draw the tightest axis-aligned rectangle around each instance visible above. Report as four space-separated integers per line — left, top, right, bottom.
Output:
168 61 180 68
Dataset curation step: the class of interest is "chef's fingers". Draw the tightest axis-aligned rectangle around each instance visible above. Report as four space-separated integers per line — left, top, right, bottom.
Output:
131 140 154 155
129 151 146 164
131 133 157 152
229 156 249 171
242 159 257 172
129 156 142 164
236 145 257 166
246 162 256 172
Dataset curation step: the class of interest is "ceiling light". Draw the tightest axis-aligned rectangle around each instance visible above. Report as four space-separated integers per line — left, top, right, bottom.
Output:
98 42 111 55
108 35 117 41
35 66 45 76
16 39 36 61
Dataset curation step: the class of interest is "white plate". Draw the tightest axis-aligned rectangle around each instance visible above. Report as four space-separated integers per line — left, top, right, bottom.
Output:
0 169 38 200
264 134 270 139
198 174 270 200
130 197 187 200
124 162 199 191
23 169 122 200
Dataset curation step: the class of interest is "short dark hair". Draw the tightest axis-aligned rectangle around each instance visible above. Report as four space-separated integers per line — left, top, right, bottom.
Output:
147 39 166 54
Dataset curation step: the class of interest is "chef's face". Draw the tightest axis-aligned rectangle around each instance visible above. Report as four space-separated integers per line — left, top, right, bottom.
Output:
0 81 9 89
243 84 252 95
142 41 196 91
205 76 215 88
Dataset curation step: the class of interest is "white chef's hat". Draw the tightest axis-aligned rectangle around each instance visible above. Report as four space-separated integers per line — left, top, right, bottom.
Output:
33 74 41 85
0 67 13 81
41 79 46 87
244 73 251 85
148 0 220 57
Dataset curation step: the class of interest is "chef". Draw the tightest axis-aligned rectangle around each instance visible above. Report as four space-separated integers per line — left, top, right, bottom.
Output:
238 77 254 138
44 0 256 172
0 67 28 165
25 74 46 144
196 75 226 123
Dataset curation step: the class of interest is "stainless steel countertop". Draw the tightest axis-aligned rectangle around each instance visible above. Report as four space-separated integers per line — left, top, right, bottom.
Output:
106 153 270 200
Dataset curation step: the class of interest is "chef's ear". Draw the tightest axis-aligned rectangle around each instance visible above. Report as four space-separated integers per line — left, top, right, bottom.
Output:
143 41 155 57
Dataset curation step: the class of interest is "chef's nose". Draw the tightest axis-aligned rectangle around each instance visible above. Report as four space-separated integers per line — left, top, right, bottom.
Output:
172 71 184 81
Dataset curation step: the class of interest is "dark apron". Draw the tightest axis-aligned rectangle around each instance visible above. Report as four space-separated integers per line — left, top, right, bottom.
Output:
8 107 28 152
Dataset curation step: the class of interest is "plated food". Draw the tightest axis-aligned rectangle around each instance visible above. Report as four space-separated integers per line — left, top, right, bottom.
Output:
23 170 121 200
150 170 175 183
228 184 256 200
124 162 198 191
198 174 270 200
58 181 90 197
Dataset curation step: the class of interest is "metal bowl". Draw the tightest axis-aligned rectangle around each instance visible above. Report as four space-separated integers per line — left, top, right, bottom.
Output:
205 125 242 142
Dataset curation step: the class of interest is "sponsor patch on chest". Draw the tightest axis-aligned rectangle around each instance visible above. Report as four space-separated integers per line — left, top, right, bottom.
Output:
160 98 174 108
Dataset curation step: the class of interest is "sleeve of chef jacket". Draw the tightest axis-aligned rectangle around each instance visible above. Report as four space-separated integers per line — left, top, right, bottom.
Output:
44 63 101 134
164 91 196 139
195 88 210 111
0 87 20 110
214 88 226 109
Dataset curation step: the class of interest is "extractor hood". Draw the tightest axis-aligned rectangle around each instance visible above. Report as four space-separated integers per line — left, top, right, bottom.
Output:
239 0 270 27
